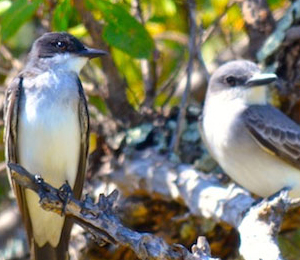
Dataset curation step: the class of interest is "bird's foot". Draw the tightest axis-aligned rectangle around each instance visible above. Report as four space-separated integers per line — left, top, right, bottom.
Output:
58 181 73 216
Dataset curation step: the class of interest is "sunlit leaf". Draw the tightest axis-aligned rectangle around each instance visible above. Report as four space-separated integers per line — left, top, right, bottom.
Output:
68 24 87 37
112 48 144 107
223 5 243 32
149 0 177 16
88 0 155 59
52 0 73 31
89 95 107 114
0 0 11 16
0 0 42 41
267 0 287 9
211 0 228 14
89 132 97 154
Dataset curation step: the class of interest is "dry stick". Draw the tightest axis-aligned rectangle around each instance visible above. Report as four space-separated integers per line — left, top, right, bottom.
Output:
197 25 210 83
132 0 157 108
8 162 218 260
111 148 297 260
169 0 197 153
156 58 185 96
201 1 236 44
0 45 22 70
161 60 186 109
0 67 10 76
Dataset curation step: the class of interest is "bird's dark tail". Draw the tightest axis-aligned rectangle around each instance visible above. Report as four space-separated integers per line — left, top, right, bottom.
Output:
30 217 73 260
32 242 69 260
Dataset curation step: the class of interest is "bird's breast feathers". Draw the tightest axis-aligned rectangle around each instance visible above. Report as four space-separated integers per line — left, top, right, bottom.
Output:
17 71 81 247
203 98 246 159
18 71 81 187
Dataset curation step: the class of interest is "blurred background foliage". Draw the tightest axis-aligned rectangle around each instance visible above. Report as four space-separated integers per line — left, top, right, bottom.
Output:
0 0 297 259
0 0 288 108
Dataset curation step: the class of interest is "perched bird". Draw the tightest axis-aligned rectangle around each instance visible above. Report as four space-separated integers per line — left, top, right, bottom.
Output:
201 60 300 198
4 32 106 260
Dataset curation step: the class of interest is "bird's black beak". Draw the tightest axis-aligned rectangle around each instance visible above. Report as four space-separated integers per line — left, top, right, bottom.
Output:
78 47 108 59
246 73 277 87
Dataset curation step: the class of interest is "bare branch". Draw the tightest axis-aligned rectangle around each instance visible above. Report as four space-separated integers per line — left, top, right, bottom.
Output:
132 0 158 108
196 25 210 83
201 1 236 44
238 189 288 260
169 0 197 153
110 148 297 260
8 162 218 260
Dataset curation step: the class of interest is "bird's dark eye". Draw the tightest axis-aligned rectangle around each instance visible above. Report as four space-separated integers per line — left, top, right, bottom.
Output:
226 76 236 87
55 41 66 50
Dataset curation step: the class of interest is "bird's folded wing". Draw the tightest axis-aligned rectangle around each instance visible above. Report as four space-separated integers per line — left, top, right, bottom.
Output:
242 104 300 169
4 75 34 240
4 76 22 190
73 77 89 199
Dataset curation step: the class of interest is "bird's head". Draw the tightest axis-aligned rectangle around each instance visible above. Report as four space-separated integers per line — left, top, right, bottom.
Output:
27 32 107 74
207 60 277 105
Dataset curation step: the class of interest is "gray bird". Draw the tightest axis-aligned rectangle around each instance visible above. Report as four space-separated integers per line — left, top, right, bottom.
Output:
201 60 300 198
4 32 106 260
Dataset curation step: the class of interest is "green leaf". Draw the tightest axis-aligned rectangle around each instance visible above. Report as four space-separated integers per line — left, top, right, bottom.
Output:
0 0 41 41
88 0 155 59
52 0 73 31
89 95 107 114
0 0 11 16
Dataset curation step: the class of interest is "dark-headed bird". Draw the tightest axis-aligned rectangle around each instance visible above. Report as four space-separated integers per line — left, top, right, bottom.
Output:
4 32 106 260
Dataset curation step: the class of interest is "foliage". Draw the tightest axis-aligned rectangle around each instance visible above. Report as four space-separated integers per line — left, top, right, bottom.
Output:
0 0 295 259
0 0 287 108
0 0 42 41
0 0 253 105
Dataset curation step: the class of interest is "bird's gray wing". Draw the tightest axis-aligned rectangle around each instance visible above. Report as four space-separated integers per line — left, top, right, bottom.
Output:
73 77 89 199
242 104 300 169
4 75 34 240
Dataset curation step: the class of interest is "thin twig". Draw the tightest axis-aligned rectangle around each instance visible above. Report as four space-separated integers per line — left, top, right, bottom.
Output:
160 60 186 109
156 56 185 96
169 0 197 153
0 45 22 70
132 0 157 108
201 1 236 43
197 25 210 83
0 67 10 76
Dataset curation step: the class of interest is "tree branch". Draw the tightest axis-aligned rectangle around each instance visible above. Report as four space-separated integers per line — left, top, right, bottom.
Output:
110 148 297 260
8 162 218 260
169 0 197 153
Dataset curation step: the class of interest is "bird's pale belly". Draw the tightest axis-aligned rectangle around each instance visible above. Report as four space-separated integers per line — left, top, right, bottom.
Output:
204 108 300 198
18 100 81 247
221 131 300 198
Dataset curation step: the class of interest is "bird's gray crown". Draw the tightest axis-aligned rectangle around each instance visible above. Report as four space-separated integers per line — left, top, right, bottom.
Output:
210 60 260 89
29 32 87 59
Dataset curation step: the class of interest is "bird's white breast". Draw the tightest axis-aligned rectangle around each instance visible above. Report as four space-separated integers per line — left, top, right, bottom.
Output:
203 96 246 161
18 70 81 247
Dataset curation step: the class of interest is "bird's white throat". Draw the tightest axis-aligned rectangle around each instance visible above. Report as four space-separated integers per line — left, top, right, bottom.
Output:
41 53 88 74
